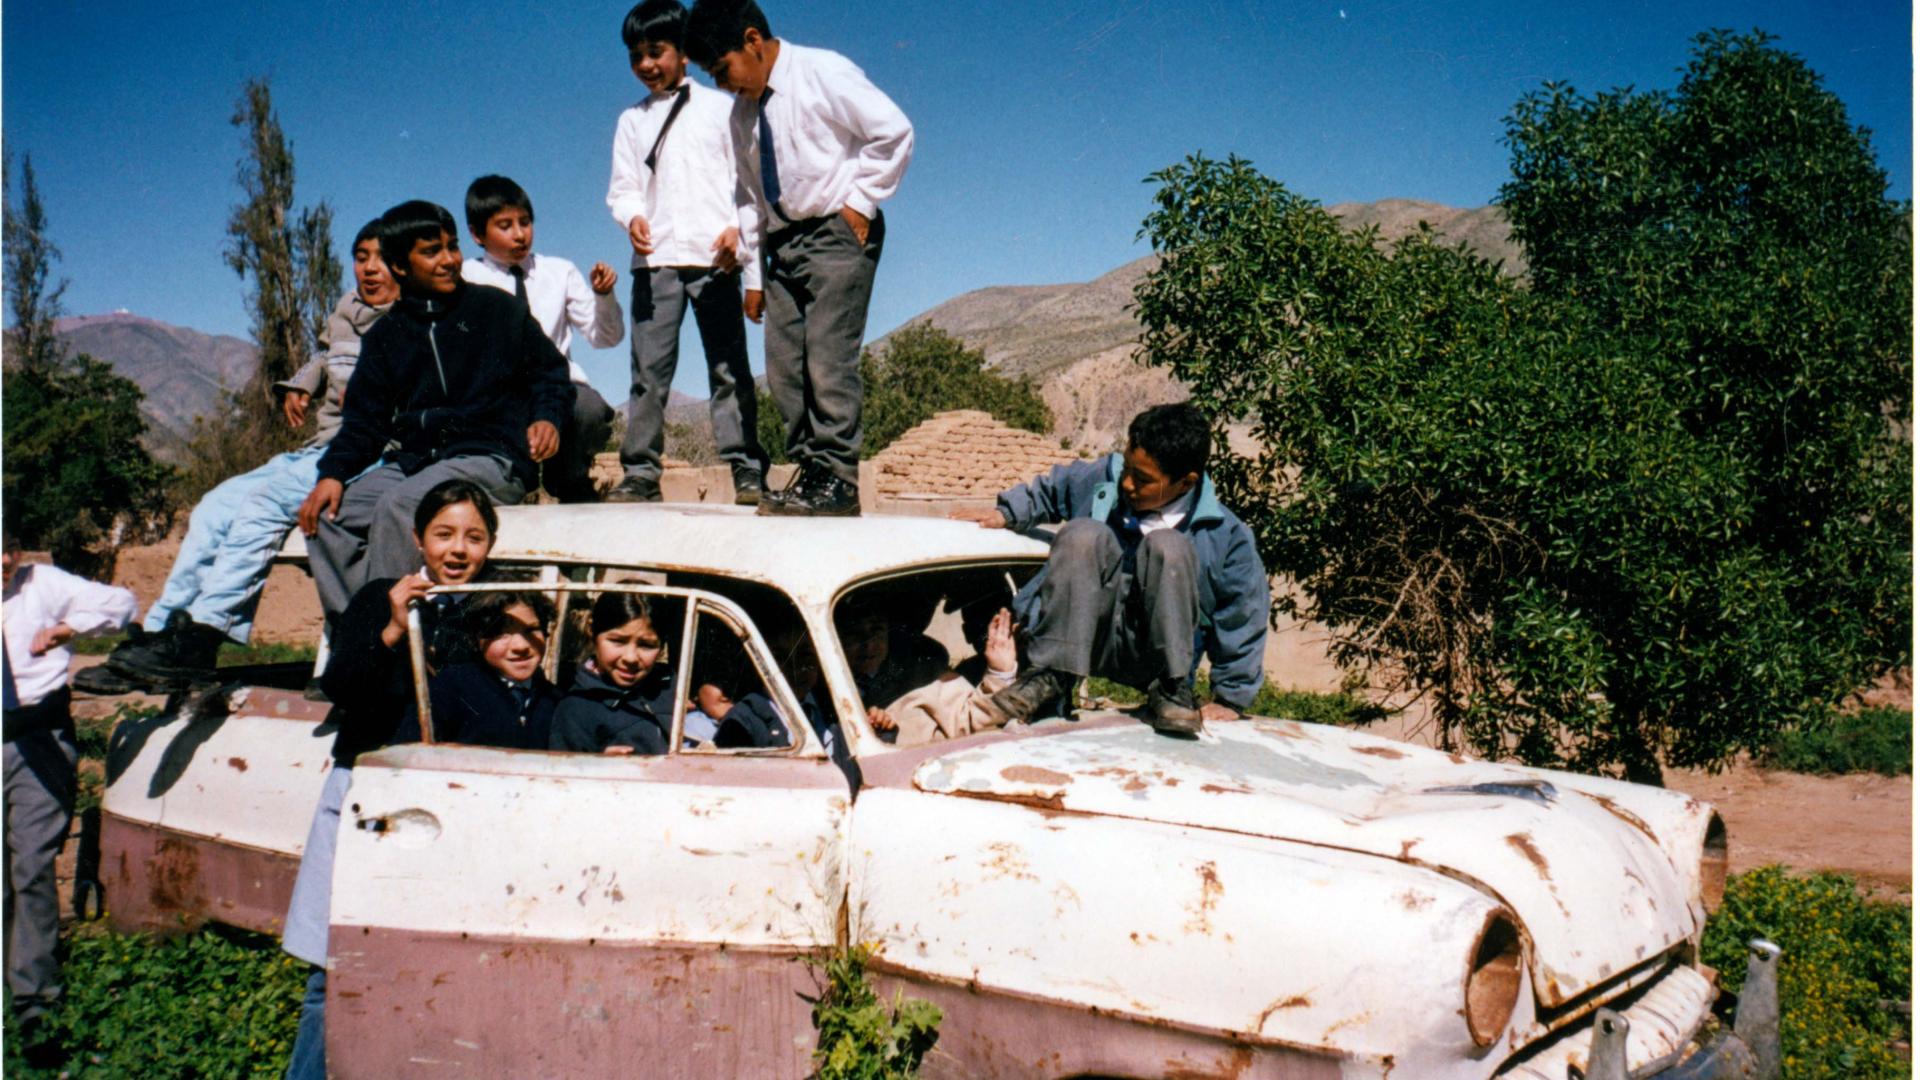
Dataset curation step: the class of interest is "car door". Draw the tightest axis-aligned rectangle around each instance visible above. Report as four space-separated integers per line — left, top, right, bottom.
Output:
322 582 851 1079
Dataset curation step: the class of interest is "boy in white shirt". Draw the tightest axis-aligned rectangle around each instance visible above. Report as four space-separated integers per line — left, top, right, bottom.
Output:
461 175 624 503
2 533 136 1053
685 0 913 517
606 0 768 506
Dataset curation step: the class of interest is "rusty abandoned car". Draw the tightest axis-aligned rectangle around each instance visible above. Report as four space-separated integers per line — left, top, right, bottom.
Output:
99 503 1779 1078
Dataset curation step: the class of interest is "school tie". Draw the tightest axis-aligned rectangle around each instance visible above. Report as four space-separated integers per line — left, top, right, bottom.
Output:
509 265 529 310
757 89 785 219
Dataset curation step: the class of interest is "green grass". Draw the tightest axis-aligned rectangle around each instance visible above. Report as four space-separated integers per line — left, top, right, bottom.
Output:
1080 675 1387 727
1762 707 1912 777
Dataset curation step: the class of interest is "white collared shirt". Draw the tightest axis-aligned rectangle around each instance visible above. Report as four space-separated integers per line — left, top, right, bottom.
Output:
730 41 914 282
3 563 137 708
608 79 753 283
1134 486 1200 536
461 252 623 384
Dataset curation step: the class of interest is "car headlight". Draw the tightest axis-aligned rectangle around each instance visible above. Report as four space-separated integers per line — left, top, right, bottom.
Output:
1700 812 1728 912
1465 910 1524 1048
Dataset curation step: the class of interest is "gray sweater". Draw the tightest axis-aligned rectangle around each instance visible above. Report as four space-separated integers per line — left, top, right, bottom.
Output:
271 291 390 449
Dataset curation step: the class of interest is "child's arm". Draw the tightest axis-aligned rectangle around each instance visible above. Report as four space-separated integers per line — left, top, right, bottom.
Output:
31 565 137 654
1200 526 1272 718
815 53 914 232
563 261 625 349
274 356 327 429
607 110 653 255
303 327 401 530
729 107 767 316
518 308 577 462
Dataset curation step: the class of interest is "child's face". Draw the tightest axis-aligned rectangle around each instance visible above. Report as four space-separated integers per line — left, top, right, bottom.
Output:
595 615 663 689
395 229 463 296
417 502 493 585
483 602 547 683
1119 445 1198 515
353 238 399 306
630 40 687 94
476 207 533 266
694 683 734 717
839 613 889 678
699 28 774 98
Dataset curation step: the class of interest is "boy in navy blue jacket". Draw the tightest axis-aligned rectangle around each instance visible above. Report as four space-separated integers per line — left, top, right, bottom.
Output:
953 403 1270 735
298 200 575 619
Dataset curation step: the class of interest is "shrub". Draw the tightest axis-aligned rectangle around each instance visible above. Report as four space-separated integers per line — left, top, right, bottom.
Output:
1763 707 1912 777
809 944 941 1080
857 323 1052 457
1702 867 1910 1080
3 926 304 1079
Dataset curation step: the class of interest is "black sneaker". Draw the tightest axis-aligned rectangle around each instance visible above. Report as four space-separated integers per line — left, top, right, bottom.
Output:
732 465 765 507
1145 678 1203 737
989 667 1072 723
605 475 662 503
766 471 860 517
758 464 823 515
73 664 145 696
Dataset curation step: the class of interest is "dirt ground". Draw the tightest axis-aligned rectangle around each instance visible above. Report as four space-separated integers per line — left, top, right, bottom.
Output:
81 527 1914 898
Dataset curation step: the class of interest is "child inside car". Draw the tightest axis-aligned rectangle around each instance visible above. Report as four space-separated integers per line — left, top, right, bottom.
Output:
550 592 680 755
395 589 561 749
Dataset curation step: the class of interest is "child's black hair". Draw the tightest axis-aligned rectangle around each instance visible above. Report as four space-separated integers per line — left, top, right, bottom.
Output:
464 589 557 651
412 479 499 538
377 200 458 271
1127 402 1212 482
464 175 534 238
351 218 385 250
683 0 771 67
590 591 656 636
623 0 688 50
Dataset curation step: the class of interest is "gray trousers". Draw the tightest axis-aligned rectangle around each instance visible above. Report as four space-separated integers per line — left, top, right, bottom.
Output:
623 266 763 481
5 714 76 1018
764 212 885 483
549 384 615 503
309 456 523 619
1027 519 1199 686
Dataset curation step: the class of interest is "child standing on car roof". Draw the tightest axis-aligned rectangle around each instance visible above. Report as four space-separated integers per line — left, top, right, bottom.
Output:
684 0 913 517
460 175 624 504
606 0 770 507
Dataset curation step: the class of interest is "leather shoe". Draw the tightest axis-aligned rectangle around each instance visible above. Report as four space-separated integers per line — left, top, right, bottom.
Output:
765 471 861 516
732 465 765 506
988 667 1072 723
605 475 662 503
1145 678 1203 737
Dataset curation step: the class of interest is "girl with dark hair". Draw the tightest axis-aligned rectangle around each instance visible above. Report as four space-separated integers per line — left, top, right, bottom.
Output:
549 591 679 755
393 590 561 749
281 478 498 1080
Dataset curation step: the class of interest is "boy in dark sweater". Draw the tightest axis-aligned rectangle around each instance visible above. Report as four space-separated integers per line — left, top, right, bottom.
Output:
297 200 575 619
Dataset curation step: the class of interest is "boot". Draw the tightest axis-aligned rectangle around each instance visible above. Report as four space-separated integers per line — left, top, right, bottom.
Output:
758 464 823 515
988 667 1072 723
105 613 225 690
1145 678 1203 737
731 464 765 507
605 475 662 504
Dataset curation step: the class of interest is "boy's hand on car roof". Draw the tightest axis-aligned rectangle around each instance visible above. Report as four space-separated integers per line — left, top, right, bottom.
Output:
298 479 344 536
743 290 765 324
589 263 617 295
949 507 1008 529
627 216 654 256
527 421 560 462
282 390 310 429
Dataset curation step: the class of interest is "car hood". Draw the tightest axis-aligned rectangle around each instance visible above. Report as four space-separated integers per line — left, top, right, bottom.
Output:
911 717 1708 1006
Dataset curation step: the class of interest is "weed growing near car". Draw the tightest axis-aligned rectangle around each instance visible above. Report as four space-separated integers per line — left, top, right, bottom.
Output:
809 944 941 1079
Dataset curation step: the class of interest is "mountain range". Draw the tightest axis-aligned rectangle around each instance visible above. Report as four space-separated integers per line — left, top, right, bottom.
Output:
34 199 1516 460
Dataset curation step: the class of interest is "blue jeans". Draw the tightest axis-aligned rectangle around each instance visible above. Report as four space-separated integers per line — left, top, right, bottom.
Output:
145 447 324 644
285 968 326 1080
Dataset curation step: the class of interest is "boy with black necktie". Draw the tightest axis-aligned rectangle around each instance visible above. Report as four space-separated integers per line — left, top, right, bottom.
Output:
606 0 769 505
684 0 913 516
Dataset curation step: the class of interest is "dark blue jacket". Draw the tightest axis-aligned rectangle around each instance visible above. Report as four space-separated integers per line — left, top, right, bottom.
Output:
997 453 1271 708
549 663 677 755
321 578 479 767
317 281 575 490
393 660 559 750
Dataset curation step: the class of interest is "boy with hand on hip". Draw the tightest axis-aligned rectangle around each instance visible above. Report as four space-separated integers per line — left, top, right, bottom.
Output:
685 0 913 517
460 175 622 504
298 199 575 620
606 0 768 506
952 403 1272 736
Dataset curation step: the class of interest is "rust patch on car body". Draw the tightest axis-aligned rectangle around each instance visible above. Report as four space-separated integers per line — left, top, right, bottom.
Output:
1254 994 1313 1030
1353 746 1406 760
1184 861 1224 935
1505 833 1550 880
226 757 248 772
999 765 1071 786
1582 792 1660 845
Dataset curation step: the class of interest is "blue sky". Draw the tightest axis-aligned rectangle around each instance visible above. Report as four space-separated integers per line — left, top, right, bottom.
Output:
3 0 1910 402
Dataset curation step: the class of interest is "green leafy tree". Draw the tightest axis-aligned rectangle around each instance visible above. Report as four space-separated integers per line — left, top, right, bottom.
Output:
1134 31 1910 778
2 152 175 574
857 322 1052 455
218 76 340 463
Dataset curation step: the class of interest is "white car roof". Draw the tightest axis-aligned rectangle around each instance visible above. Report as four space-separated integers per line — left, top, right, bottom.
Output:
279 502 1050 604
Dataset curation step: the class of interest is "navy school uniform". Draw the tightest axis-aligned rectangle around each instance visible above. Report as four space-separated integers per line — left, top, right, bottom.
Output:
549 663 677 755
393 660 559 750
